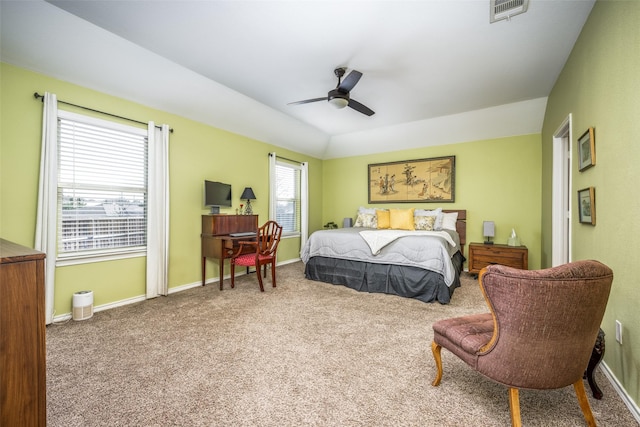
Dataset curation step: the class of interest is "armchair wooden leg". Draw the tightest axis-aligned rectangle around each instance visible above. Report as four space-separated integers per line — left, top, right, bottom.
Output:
508 388 522 427
230 263 235 289
256 265 265 292
271 261 277 288
431 341 443 386
574 379 597 427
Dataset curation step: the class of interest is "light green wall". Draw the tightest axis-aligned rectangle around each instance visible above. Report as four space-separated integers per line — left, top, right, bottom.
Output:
0 61 543 316
541 0 640 407
323 134 542 269
0 63 323 314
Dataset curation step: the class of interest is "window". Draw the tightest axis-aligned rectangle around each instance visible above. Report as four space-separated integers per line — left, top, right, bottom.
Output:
275 163 301 234
57 110 148 260
269 154 308 244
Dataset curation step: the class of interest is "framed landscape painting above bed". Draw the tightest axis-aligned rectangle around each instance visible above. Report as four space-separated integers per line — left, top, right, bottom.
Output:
368 156 455 203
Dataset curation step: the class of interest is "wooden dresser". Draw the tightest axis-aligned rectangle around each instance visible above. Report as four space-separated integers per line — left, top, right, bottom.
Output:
468 242 528 275
201 214 258 289
0 239 46 427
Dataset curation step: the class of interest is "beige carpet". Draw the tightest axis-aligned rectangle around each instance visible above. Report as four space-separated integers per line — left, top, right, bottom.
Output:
46 262 637 426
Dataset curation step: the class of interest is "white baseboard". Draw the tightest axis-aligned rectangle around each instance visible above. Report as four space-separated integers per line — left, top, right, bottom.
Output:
52 294 146 323
600 361 640 424
169 280 207 293
277 257 301 267
53 258 304 322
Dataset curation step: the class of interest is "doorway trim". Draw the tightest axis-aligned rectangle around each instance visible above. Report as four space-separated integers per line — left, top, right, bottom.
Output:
551 114 572 266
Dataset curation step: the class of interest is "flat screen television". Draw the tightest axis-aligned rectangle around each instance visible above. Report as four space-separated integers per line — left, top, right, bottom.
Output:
204 180 232 214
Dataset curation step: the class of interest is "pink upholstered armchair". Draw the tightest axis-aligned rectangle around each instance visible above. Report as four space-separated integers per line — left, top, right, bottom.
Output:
431 261 613 427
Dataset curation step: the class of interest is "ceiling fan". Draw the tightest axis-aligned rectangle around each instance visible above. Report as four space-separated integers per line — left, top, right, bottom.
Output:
288 67 375 116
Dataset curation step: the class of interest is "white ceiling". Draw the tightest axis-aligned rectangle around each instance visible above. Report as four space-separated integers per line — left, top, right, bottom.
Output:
1 0 594 159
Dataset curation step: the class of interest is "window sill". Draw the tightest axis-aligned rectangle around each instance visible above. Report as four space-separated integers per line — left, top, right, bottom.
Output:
281 232 301 239
56 248 146 267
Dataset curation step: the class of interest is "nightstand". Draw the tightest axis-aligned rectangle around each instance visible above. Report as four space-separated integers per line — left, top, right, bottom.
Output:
468 242 528 275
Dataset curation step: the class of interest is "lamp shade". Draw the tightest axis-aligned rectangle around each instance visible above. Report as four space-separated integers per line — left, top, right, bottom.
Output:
483 221 495 237
240 187 256 200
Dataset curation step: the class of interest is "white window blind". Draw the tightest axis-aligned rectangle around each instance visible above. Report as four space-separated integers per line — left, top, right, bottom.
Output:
275 163 301 234
57 111 148 258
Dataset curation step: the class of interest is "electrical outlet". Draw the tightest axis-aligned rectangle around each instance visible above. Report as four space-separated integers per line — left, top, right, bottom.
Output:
615 320 623 344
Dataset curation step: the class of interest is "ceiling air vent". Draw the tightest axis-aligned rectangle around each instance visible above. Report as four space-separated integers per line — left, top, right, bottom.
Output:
490 0 529 23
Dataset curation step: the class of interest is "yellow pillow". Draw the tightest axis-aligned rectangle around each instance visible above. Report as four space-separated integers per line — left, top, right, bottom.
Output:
376 209 390 229
390 208 415 230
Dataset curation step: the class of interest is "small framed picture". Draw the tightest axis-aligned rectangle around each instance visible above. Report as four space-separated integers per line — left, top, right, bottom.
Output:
578 187 596 225
578 127 595 171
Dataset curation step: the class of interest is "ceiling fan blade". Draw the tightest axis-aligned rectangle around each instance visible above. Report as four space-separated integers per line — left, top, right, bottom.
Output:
348 99 375 116
287 97 327 105
338 70 363 93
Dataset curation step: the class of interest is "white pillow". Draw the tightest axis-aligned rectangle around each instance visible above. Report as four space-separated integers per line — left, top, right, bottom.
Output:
358 206 377 215
440 212 458 231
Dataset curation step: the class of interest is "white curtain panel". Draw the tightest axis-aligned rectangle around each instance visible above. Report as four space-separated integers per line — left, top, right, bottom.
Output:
300 161 309 249
35 92 59 325
146 122 170 298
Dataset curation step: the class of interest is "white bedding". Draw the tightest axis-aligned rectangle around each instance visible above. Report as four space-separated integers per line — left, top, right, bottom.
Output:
301 227 460 287
358 229 457 255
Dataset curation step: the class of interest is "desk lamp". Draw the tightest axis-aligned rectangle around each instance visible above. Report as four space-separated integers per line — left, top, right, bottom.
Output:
483 221 495 245
241 187 256 215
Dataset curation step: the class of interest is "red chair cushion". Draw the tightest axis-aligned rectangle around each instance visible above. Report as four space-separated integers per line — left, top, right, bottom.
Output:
233 253 273 267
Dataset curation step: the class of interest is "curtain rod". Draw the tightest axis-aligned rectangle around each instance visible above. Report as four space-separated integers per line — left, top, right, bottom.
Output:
33 92 174 133
269 152 303 165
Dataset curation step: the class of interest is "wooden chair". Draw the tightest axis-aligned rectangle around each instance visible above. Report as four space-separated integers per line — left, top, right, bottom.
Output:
431 261 613 427
230 221 283 292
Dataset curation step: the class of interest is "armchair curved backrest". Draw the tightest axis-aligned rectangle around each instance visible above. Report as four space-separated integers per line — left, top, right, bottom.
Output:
255 220 282 259
230 221 283 292
431 260 613 426
477 261 613 390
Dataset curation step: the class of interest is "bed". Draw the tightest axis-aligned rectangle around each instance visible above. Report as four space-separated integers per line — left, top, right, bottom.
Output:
302 209 466 304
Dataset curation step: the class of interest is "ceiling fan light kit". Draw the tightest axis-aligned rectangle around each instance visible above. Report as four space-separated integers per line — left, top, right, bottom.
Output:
289 67 375 116
329 98 349 109
328 92 349 109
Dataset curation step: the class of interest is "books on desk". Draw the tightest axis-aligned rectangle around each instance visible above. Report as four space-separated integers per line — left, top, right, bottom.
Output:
229 232 256 237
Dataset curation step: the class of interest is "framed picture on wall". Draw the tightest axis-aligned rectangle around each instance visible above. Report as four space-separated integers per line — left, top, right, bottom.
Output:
368 156 455 203
578 127 596 171
578 187 596 225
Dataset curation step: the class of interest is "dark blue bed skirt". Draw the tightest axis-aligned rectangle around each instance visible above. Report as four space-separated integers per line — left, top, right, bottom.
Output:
304 252 465 304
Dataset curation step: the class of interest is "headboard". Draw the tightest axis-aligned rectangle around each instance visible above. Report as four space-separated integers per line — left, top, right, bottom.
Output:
444 209 466 257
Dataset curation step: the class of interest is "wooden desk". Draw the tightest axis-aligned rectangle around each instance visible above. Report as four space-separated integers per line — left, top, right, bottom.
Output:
201 214 258 289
